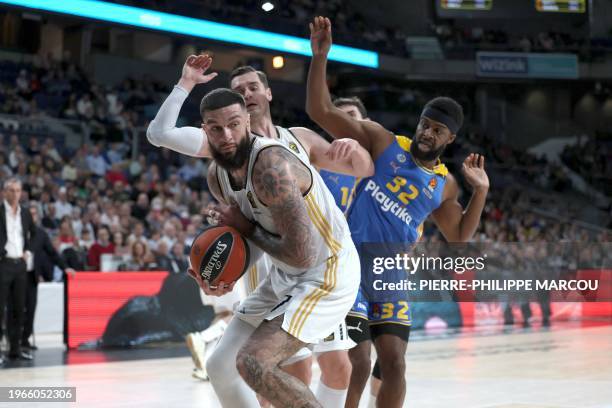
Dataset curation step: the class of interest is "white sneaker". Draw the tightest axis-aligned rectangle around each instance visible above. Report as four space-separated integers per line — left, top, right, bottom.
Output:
192 367 209 381
185 332 206 370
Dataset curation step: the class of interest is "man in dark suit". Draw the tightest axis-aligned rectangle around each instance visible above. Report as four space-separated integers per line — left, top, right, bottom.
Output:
169 242 189 274
0 178 36 362
21 205 75 350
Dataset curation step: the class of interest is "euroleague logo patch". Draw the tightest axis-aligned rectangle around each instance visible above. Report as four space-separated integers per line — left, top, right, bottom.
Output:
289 142 300 154
200 233 233 281
428 177 437 191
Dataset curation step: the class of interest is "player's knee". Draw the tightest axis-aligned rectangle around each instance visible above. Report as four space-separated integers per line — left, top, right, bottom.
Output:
379 356 406 379
236 345 267 386
348 349 371 378
283 356 313 385
319 351 352 384
335 355 353 382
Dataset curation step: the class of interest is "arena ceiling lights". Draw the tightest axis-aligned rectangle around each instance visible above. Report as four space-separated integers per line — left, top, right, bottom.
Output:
1 0 379 68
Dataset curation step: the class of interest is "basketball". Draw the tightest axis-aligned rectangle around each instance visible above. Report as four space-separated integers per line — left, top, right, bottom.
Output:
189 226 250 286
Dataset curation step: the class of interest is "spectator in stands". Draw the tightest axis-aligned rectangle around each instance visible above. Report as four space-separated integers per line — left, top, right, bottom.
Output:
147 229 162 253
54 186 73 220
120 240 153 271
25 155 40 178
146 198 164 233
72 146 90 178
128 154 146 179
112 231 130 257
160 220 177 249
537 32 555 51
26 137 40 156
106 142 125 165
70 206 84 237
127 221 146 246
58 218 77 252
184 224 198 249
0 154 12 178
8 143 23 170
169 241 189 274
155 241 172 272
14 162 27 184
144 163 161 186
76 93 94 119
87 226 114 270
178 158 204 181
106 89 123 120
85 144 109 177
100 201 120 229
42 137 61 162
61 93 78 119
78 228 94 250
105 163 128 186
60 155 78 182
41 203 59 230
42 155 59 175
15 69 29 95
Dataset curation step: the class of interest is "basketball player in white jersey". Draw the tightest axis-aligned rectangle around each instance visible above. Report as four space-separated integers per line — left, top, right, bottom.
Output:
147 54 372 406
227 64 357 407
187 87 360 407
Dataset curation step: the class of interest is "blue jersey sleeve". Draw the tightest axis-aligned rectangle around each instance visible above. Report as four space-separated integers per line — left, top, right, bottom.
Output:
319 169 356 212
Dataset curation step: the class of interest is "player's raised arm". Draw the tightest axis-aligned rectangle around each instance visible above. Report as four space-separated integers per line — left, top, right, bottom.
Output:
290 127 375 177
306 17 391 155
146 54 218 158
431 154 489 242
247 147 318 269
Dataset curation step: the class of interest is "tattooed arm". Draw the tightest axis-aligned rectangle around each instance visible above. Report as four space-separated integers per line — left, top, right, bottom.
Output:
247 146 318 269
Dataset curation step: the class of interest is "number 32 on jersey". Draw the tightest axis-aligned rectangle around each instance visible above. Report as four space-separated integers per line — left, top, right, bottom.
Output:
386 176 418 205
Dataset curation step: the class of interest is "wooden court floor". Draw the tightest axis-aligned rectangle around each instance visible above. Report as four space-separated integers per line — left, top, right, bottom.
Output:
1 323 611 408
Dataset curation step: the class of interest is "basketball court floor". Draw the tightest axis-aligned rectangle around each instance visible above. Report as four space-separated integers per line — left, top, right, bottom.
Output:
1 321 611 407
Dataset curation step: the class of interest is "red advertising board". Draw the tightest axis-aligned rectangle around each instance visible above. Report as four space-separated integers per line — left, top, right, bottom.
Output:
66 272 168 349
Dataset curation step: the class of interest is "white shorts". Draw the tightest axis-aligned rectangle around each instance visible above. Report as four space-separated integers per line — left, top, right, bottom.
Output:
200 252 270 314
314 321 355 353
281 321 355 366
280 346 313 367
236 240 360 344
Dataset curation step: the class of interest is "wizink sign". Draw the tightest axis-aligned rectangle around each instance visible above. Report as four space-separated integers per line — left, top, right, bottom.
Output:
478 54 528 76
476 52 578 79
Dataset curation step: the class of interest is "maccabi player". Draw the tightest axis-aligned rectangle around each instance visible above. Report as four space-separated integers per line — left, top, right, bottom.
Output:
307 17 489 408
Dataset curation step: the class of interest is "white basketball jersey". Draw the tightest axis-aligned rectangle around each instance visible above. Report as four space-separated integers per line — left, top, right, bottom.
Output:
252 126 310 164
273 126 310 164
216 136 350 275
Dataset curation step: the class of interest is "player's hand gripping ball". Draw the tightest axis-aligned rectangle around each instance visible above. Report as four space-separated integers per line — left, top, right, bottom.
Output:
188 226 261 295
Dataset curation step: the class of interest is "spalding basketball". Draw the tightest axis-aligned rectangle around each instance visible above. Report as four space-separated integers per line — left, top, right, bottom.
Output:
190 226 250 287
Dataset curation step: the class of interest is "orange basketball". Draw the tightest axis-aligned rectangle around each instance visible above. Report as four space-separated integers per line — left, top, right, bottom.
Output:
189 226 250 287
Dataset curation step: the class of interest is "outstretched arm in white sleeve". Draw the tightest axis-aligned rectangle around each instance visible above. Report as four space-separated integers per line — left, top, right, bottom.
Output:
146 54 218 158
